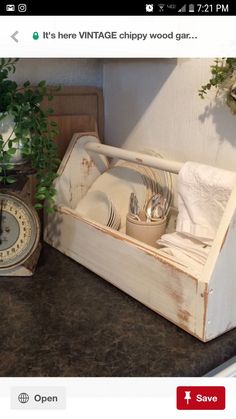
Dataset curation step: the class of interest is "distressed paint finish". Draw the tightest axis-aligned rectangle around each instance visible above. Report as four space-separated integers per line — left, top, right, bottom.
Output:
203 208 236 341
54 133 109 209
43 132 204 340
44 129 236 341
195 281 209 341
44 208 201 338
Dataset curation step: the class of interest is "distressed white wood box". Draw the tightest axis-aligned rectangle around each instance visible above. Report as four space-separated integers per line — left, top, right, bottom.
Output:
44 129 236 342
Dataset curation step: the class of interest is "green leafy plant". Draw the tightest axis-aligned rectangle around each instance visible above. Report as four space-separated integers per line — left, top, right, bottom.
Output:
199 58 236 113
0 58 60 212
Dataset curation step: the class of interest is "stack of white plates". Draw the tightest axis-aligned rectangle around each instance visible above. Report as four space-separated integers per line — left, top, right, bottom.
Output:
75 190 120 230
87 165 148 231
139 149 173 213
75 150 173 232
114 160 161 211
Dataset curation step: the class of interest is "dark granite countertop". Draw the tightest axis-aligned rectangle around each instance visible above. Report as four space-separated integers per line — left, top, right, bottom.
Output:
0 243 236 377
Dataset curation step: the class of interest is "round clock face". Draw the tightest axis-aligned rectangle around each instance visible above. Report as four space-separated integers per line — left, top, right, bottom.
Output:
0 192 40 269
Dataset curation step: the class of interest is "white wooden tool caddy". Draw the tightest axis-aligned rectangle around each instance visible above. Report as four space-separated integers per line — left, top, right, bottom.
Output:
44 130 236 342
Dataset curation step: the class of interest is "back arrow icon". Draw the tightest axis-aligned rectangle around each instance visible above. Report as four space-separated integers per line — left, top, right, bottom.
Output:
11 31 19 43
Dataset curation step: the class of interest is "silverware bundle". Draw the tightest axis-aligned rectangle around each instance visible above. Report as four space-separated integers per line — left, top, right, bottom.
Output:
129 192 140 218
129 192 167 222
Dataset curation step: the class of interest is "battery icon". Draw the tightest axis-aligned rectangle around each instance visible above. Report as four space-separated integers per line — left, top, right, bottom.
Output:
189 4 195 12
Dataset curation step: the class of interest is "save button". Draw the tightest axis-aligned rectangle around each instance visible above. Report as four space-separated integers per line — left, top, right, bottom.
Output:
176 386 225 410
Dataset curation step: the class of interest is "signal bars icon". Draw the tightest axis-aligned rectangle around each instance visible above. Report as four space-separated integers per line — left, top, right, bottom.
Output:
178 4 195 13
178 4 186 12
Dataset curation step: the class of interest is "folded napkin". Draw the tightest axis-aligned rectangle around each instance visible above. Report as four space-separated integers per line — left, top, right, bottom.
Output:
176 162 236 241
158 232 211 264
157 247 205 275
157 162 236 273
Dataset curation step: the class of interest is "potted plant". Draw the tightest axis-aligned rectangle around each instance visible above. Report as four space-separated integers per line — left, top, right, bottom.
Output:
0 58 60 212
199 58 236 114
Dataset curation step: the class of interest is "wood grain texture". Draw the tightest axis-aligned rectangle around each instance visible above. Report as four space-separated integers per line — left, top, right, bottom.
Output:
48 115 98 159
42 86 104 158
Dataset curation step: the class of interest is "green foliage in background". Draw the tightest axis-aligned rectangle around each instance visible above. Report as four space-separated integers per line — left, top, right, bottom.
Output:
0 58 60 212
199 58 236 113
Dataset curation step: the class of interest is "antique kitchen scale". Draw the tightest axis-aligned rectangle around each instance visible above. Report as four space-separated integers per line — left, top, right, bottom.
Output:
0 166 41 276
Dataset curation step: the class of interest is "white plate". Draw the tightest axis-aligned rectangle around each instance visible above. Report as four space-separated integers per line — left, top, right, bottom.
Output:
114 150 173 217
76 190 112 225
88 166 147 231
114 160 163 210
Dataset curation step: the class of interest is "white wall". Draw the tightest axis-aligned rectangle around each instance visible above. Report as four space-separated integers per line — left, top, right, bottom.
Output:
103 59 236 171
12 58 103 87
10 58 236 171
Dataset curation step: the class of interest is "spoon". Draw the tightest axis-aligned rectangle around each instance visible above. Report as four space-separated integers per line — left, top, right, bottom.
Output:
152 196 167 219
145 193 162 222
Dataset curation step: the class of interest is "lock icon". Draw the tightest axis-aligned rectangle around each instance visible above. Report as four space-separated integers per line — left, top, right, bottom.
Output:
33 32 39 40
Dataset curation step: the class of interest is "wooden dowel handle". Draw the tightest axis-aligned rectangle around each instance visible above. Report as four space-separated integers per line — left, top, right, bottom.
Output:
85 143 182 174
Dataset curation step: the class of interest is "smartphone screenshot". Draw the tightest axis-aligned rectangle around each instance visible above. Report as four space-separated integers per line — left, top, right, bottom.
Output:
0 2 235 417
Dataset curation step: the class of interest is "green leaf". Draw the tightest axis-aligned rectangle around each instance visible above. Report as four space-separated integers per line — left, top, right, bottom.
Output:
6 175 17 184
6 163 14 171
34 203 43 210
7 147 17 155
23 81 30 88
44 206 54 214
50 120 58 127
37 186 47 194
0 58 60 212
38 80 46 88
35 193 46 200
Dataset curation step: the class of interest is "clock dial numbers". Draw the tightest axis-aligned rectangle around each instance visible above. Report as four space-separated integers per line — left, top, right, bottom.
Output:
0 193 39 269
0 211 20 251
0 199 3 244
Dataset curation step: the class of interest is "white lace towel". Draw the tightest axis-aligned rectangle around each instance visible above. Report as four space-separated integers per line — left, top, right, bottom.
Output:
176 162 236 241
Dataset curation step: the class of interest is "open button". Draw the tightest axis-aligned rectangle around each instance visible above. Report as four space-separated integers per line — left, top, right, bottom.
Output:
11 387 66 410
